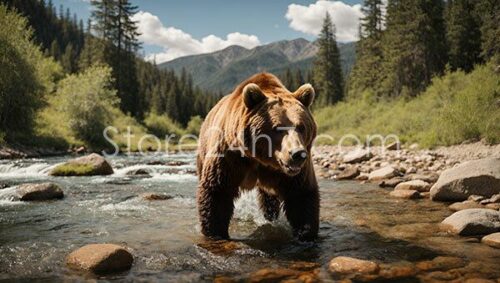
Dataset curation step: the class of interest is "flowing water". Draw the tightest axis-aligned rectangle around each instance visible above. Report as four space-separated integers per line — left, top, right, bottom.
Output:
0 153 499 282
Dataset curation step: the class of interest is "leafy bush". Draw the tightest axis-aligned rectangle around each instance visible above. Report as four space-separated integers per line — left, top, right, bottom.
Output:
315 62 500 147
48 66 118 147
0 5 61 141
144 113 184 138
185 116 203 136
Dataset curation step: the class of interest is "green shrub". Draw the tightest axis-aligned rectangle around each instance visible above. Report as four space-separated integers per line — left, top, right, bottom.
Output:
185 116 203 136
144 112 184 138
315 62 500 147
0 5 61 141
50 66 118 147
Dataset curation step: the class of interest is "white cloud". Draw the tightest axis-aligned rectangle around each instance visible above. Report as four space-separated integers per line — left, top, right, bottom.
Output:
132 11 261 63
285 0 363 42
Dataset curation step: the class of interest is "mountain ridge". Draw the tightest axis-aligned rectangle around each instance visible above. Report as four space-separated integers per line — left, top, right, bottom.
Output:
159 38 355 93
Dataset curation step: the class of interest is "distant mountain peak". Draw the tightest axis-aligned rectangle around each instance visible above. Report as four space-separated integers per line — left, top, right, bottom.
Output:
159 39 355 92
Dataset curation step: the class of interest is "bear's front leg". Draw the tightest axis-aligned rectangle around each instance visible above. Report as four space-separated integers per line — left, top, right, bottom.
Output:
197 155 242 239
283 188 319 241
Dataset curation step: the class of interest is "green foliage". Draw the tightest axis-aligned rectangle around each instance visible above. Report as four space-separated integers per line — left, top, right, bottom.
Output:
380 0 448 97
144 113 185 138
315 62 499 147
313 13 344 106
445 0 481 72
51 66 118 147
50 163 95 176
185 116 203 136
0 4 62 141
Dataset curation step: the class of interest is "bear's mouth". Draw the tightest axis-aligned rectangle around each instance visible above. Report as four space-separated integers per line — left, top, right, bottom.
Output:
278 159 302 176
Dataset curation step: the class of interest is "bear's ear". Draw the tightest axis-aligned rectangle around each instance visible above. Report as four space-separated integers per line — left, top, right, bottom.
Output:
294 83 315 107
243 83 266 109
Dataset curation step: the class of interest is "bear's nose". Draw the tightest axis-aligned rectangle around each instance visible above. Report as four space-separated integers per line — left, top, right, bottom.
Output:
291 149 307 162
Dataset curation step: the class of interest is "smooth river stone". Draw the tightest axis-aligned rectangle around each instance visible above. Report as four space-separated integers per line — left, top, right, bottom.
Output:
66 244 133 274
441 209 500 236
16 182 63 201
481 232 500 248
328 256 379 276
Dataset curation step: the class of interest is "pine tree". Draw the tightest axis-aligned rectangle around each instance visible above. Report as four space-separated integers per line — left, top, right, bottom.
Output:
348 0 385 97
475 0 500 63
313 13 344 106
381 0 447 96
446 0 481 71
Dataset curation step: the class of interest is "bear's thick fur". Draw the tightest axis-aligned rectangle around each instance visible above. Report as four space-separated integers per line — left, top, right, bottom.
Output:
197 73 319 241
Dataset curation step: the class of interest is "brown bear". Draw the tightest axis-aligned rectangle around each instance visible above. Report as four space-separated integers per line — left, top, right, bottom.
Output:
197 72 319 241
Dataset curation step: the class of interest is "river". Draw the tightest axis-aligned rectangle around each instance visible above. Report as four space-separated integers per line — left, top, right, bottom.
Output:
0 153 499 281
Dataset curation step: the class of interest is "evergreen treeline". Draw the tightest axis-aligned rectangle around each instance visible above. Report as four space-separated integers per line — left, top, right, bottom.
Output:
309 0 499 105
348 0 499 99
1 0 219 126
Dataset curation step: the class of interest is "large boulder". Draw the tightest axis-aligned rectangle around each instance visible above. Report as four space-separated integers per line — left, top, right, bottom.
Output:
343 149 372 164
66 244 133 274
16 183 63 201
430 158 500 201
369 166 399 181
441 209 500 236
50 153 114 176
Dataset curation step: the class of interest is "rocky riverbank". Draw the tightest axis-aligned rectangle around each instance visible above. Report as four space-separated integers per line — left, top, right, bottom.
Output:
313 141 500 252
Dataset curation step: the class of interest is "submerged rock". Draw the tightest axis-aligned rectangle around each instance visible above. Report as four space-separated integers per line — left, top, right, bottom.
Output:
336 166 360 180
369 166 399 181
395 180 431 192
390 189 421 199
328 256 379 276
16 183 63 201
343 149 372 164
50 153 114 176
379 177 406 188
481 232 500 248
441 209 500 236
126 169 151 177
449 200 485 211
66 243 133 274
416 256 465 272
430 158 500 201
141 193 173 201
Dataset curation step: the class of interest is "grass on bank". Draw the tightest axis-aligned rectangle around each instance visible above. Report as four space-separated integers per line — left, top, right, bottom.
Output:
315 62 500 148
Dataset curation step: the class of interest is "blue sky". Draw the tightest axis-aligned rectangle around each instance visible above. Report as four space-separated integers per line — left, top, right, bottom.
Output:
53 0 363 62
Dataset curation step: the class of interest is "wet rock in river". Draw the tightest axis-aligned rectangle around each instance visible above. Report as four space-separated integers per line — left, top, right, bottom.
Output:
430 158 500 201
16 182 63 201
390 189 421 199
141 193 173 201
441 209 500 236
66 243 133 274
378 262 417 280
449 200 485 211
50 153 114 176
328 256 379 277
126 168 151 177
343 149 372 164
66 244 134 274
416 256 465 272
336 166 360 180
481 232 500 248
248 267 319 283
379 177 406 188
480 194 500 205
395 180 431 192
368 166 399 181
485 203 500 210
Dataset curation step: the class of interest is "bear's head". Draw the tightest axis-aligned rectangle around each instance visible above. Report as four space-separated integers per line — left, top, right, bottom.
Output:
240 74 316 176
